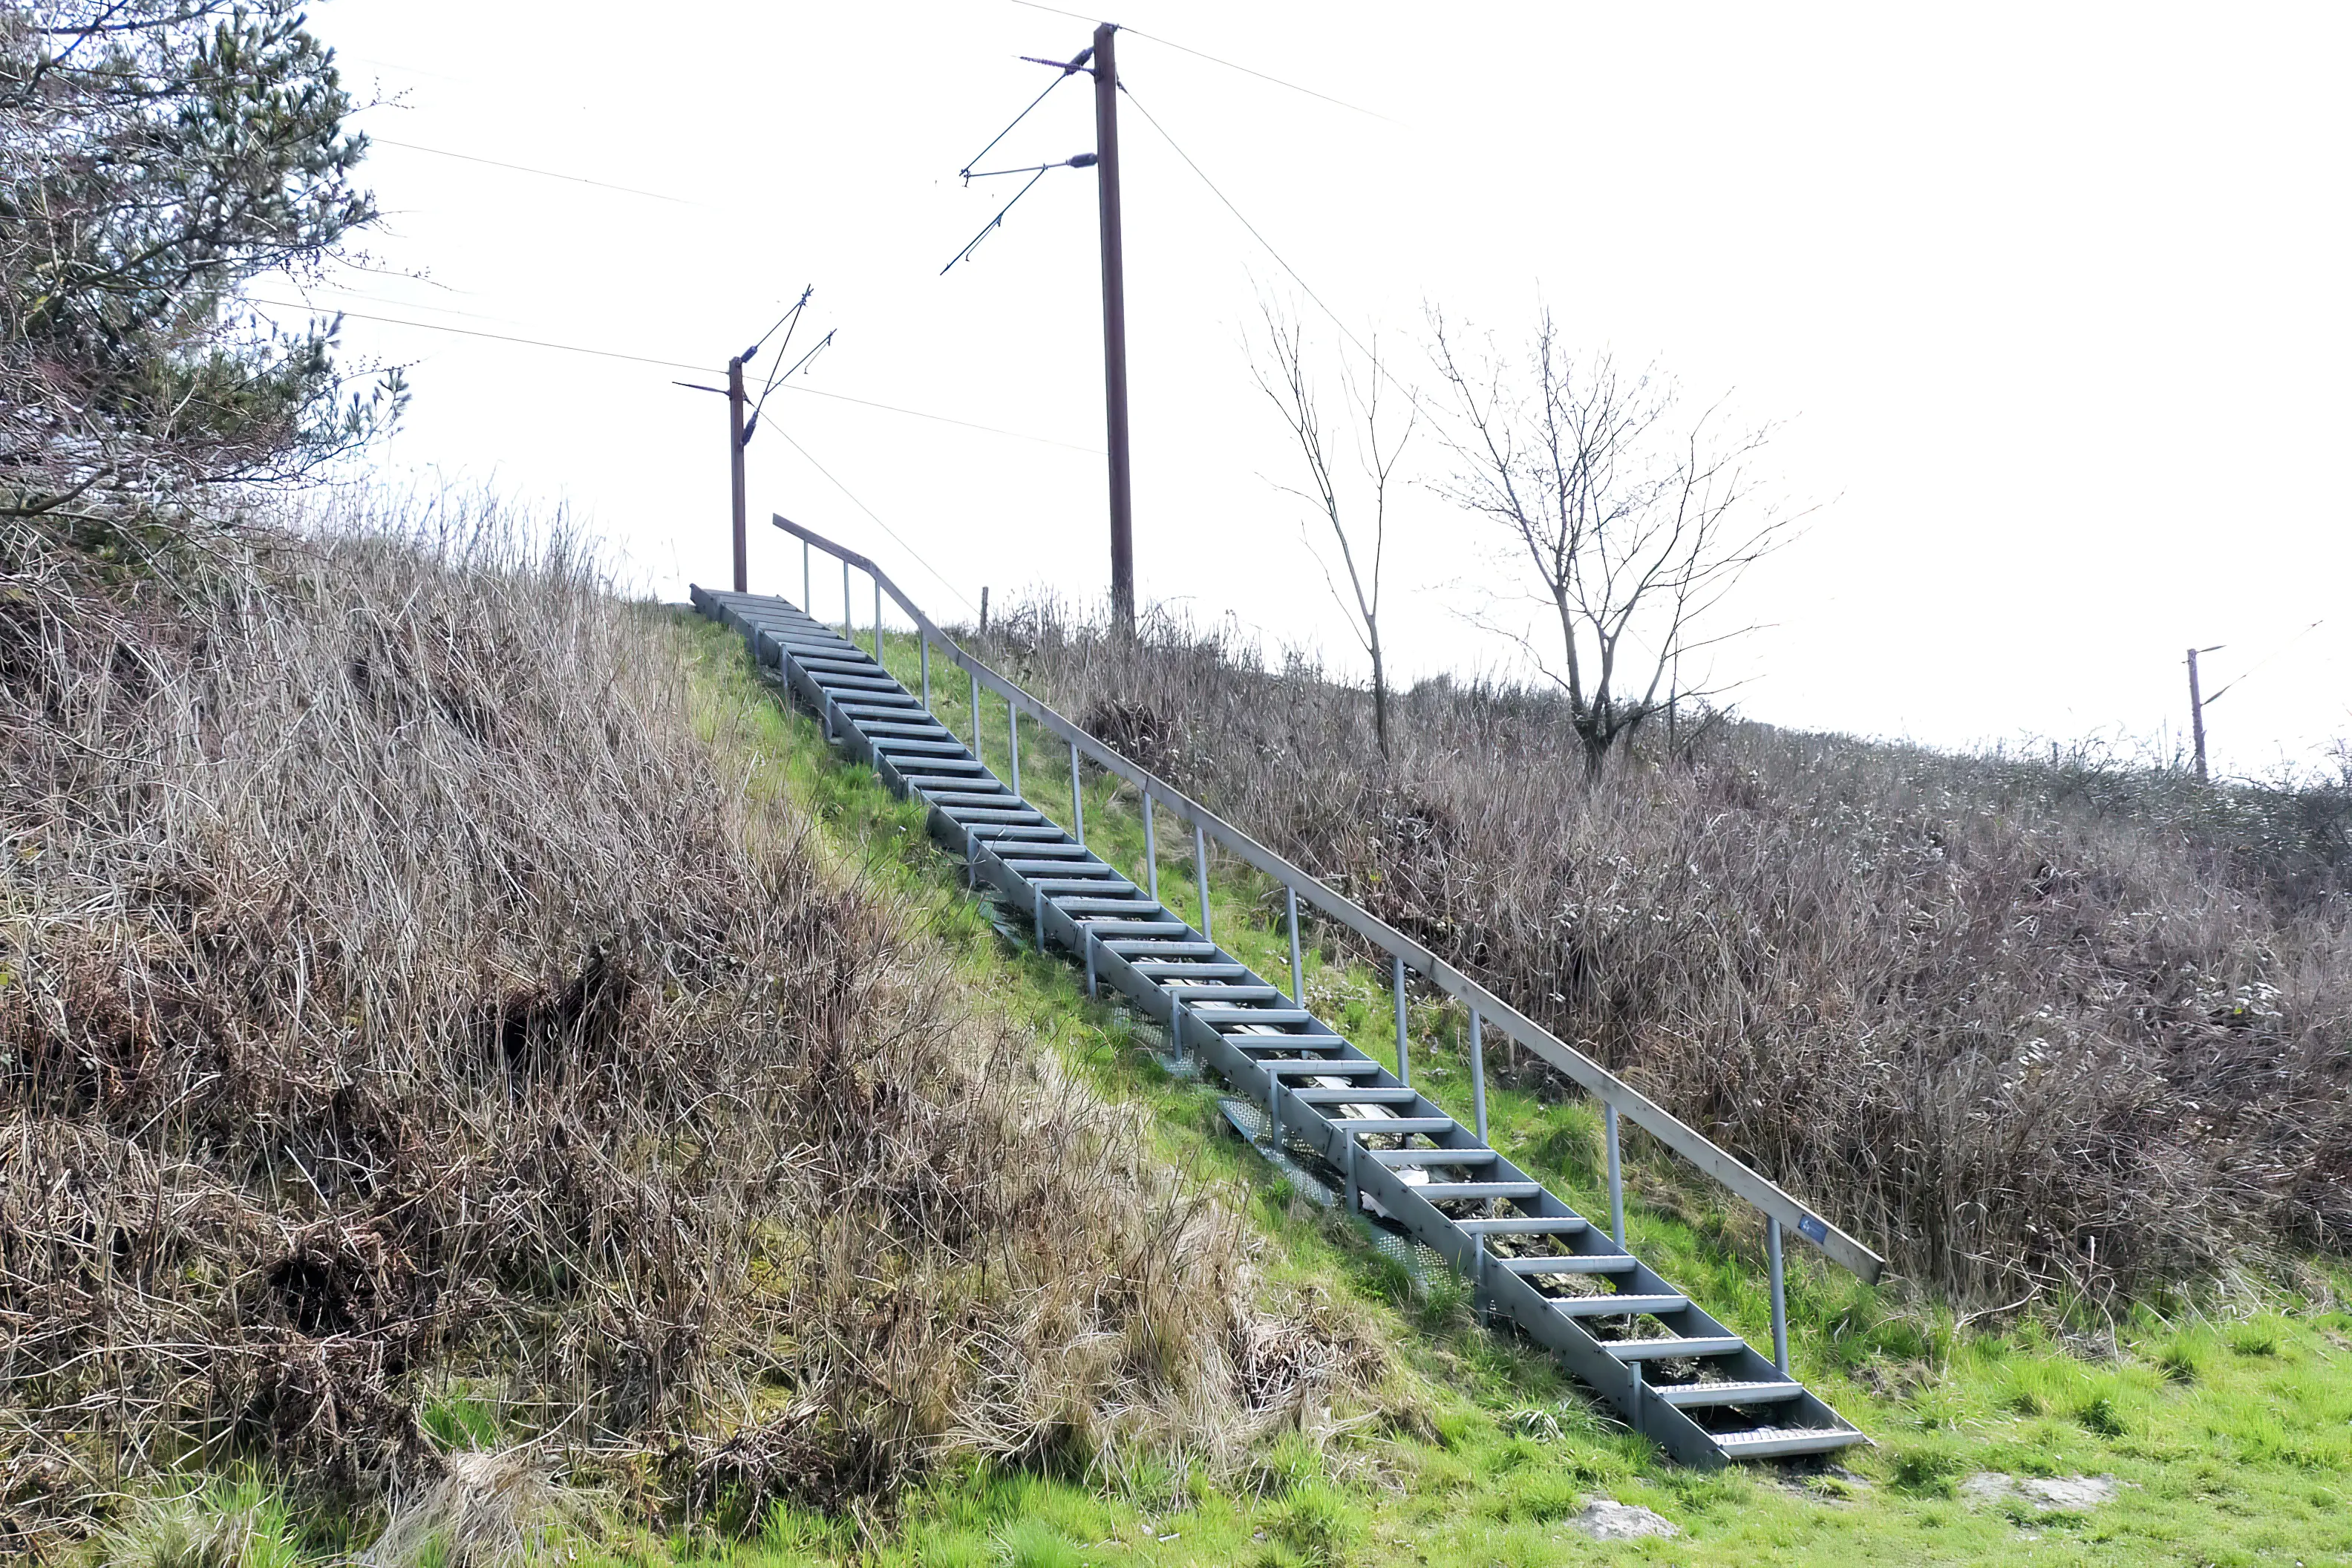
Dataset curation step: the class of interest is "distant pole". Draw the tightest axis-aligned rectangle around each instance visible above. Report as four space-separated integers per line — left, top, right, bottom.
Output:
980 586 990 635
726 356 748 593
1092 22 1136 636
2186 646 2209 782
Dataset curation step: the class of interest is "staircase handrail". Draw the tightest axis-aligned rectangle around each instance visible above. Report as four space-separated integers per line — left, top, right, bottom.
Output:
771 512 1886 1284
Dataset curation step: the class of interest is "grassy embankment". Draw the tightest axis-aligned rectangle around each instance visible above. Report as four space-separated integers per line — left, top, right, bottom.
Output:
624 614 2352 1568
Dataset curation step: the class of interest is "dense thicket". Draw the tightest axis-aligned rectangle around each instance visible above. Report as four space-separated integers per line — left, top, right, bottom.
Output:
981 603 2352 1307
1 1 393 589
0 527 1357 1555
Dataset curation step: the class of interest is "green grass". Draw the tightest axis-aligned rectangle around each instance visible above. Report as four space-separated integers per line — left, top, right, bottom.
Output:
130 612 2352 1567
636 613 2352 1567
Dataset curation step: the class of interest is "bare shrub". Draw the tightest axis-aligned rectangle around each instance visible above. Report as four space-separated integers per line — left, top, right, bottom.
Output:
0 506 1365 1552
977 601 2352 1307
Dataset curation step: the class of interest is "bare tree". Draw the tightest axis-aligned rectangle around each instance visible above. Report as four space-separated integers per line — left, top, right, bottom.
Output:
1429 306 1793 782
1252 302 1414 757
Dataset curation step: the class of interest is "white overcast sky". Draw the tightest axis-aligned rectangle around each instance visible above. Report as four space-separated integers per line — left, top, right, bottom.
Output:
293 2 2351 780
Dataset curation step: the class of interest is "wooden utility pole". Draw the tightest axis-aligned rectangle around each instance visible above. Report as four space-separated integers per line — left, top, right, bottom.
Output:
1092 22 1136 634
726 355 749 593
2186 646 2209 782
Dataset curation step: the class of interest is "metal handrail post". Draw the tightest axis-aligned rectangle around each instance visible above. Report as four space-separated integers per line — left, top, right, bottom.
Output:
1009 706 1021 795
873 578 883 659
1069 740 1085 846
1192 823 1212 942
802 540 810 612
1768 1218 1790 1374
1392 956 1411 1087
970 671 980 754
1469 1007 1489 1146
1285 886 1304 1006
841 558 851 639
1606 1103 1626 1248
1143 790 1159 904
920 635 930 710
1085 926 1099 998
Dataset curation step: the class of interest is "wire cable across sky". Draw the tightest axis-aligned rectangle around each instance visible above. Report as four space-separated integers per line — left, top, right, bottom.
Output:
244 297 1101 454
998 0 1394 122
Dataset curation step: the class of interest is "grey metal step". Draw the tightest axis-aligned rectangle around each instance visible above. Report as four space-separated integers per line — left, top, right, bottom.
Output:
1288 1085 1420 1106
1417 1181 1544 1201
1549 1293 1688 1318
1652 1381 1804 1408
1132 960 1250 978
1494 1254 1636 1275
1453 1215 1590 1236
1323 1117 1458 1134
1711 1428 1868 1458
1607 1336 1745 1361
873 736 970 755
1160 983 1283 1001
1230 1031 1351 1050
1105 940 1218 957
1370 1148 1497 1167
1258 1059 1383 1079
1189 1005 1317 1025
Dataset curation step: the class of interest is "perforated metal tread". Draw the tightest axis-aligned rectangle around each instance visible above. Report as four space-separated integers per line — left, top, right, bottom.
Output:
693 587 1869 1469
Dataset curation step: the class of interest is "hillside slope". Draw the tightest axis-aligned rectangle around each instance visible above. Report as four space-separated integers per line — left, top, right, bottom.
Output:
0 526 1347 1556
624 612 2352 1568
970 604 2352 1306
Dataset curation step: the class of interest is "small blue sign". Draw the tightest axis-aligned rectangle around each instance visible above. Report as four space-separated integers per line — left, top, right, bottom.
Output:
1797 1214 1829 1245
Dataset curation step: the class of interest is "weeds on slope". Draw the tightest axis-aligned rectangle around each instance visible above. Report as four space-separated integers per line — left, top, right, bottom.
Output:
0 509 1355 1555
963 599 2352 1309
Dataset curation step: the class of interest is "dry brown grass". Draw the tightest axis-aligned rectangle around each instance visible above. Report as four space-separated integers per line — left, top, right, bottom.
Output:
0 508 1363 1555
977 600 2352 1309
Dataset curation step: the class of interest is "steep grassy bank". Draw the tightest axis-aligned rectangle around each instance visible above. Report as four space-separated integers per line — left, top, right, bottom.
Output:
956 604 2352 1308
0 531 1339 1559
602 615 2352 1568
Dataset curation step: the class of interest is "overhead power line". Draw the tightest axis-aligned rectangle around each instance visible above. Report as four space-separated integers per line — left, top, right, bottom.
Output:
774 382 1098 455
1117 85 1380 372
773 428 983 616
246 297 1097 454
999 1 1393 122
2204 618 2328 707
365 136 702 206
246 297 715 372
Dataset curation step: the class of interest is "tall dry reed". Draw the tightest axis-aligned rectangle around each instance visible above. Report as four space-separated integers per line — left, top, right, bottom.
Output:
0 510 1362 1554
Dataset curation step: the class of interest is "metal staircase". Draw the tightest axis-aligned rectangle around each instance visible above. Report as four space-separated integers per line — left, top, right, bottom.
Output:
694 524 1883 1469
